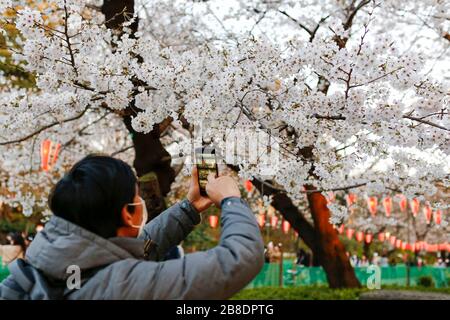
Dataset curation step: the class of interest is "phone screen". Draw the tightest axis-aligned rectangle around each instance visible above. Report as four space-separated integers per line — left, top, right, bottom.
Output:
195 147 218 196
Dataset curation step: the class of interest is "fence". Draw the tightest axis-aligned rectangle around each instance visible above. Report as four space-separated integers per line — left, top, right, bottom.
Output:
0 258 9 283
1 258 449 288
247 260 450 288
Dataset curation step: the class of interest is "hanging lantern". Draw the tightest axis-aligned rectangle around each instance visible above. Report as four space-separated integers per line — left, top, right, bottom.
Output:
367 197 378 216
257 200 265 215
282 220 290 234
378 233 385 242
209 215 219 228
385 231 391 239
434 209 442 225
346 193 357 207
401 242 407 250
365 233 373 244
383 197 392 217
267 205 276 217
395 239 402 249
338 224 345 234
294 231 299 238
346 228 354 240
257 214 265 228
398 194 407 212
423 205 432 224
270 215 278 228
410 198 420 217
245 180 253 193
417 241 425 251
40 139 61 171
356 231 364 242
389 235 396 246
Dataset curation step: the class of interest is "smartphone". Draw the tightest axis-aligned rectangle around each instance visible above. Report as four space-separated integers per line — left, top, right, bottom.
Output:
195 146 218 196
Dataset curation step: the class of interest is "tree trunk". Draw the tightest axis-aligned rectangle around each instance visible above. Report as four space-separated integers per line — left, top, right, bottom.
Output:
306 187 361 288
102 0 175 219
123 116 175 219
249 177 361 288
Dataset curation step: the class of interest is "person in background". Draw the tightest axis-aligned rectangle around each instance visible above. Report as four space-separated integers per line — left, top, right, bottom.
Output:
380 254 389 267
296 248 310 267
371 252 380 266
0 232 26 266
349 253 359 267
263 246 271 263
358 255 369 267
271 245 282 263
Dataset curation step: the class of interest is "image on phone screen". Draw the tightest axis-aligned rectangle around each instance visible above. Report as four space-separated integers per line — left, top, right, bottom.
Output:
195 147 218 196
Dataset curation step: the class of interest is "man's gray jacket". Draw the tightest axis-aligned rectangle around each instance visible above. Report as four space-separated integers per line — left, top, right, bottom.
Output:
0 197 264 299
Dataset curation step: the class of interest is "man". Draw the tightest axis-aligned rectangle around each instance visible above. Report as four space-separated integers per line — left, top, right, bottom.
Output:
0 155 264 299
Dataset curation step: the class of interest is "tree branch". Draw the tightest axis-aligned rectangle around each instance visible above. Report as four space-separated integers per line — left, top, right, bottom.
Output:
0 107 89 146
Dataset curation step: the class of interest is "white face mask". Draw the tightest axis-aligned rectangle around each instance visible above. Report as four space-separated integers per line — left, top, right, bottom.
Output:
128 196 148 237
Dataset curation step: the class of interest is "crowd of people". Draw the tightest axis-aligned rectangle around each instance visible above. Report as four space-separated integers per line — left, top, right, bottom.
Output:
264 241 283 263
347 251 450 268
262 242 450 269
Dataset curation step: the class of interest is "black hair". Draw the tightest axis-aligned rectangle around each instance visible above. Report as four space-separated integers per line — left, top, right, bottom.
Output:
8 232 26 252
49 154 137 238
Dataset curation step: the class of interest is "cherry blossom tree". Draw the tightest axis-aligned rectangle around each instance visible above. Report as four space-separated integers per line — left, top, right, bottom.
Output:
0 0 448 287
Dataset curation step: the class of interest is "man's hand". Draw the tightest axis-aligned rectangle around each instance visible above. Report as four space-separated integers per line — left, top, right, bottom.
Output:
187 166 213 213
205 174 241 207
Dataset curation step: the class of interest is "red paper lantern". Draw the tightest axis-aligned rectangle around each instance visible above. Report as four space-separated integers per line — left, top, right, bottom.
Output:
383 197 392 217
367 197 378 216
209 215 219 228
423 205 432 224
356 231 364 242
346 193 357 207
389 235 396 246
282 220 290 234
40 139 61 171
365 233 373 244
410 198 420 216
245 180 253 193
401 242 407 250
270 215 278 228
418 241 425 251
434 209 442 225
346 228 354 240
395 239 402 249
257 214 265 228
398 194 407 212
378 233 385 242
338 224 345 234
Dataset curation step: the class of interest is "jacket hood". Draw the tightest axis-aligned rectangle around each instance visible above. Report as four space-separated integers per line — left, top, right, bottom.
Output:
25 215 146 281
